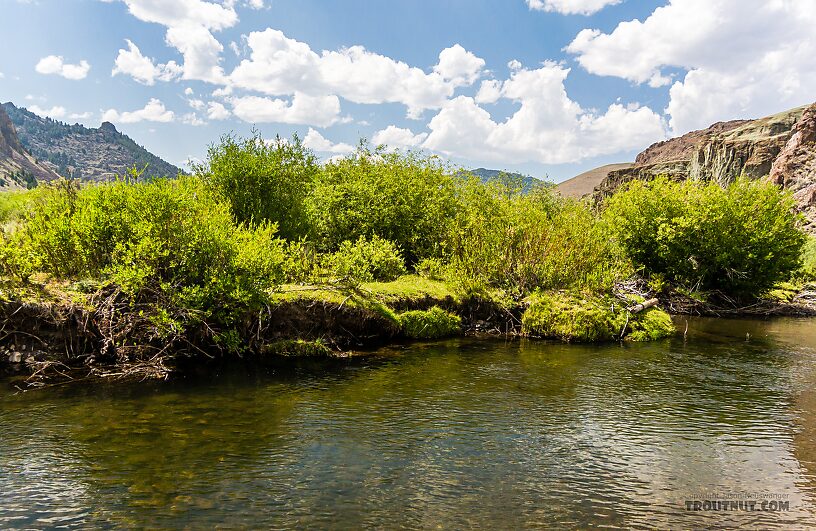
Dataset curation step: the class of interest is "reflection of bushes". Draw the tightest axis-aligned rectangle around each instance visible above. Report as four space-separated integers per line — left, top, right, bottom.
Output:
521 291 675 343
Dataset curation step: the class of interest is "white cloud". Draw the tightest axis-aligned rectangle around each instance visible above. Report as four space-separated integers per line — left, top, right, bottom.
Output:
507 59 522 71
112 39 181 85
422 63 665 164
102 98 175 123
115 0 237 30
111 1 236 84
28 105 67 119
229 29 484 118
475 79 502 104
566 0 816 134
188 98 205 110
372 125 428 149
69 111 93 120
0 72 4 79
206 101 230 120
230 93 341 127
182 112 206 126
525 0 620 15
433 44 485 86
165 23 227 83
303 128 354 154
35 55 91 80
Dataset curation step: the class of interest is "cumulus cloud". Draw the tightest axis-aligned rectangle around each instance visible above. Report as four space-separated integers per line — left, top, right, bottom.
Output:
111 0 236 83
303 128 354 154
566 0 816 133
112 39 181 85
206 101 230 120
372 125 428 149
475 79 502 104
526 0 620 15
28 105 67 119
433 44 485 86
116 0 237 30
422 63 665 164
229 29 484 118
102 98 175 123
230 93 341 126
35 55 90 80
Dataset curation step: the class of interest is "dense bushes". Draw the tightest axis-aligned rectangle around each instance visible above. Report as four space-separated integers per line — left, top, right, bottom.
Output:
307 146 458 263
445 181 627 295
2 177 284 321
195 132 318 239
604 177 806 296
324 235 407 282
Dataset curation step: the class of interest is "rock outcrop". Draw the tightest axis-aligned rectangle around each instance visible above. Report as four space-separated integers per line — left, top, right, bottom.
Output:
593 102 816 231
0 106 61 190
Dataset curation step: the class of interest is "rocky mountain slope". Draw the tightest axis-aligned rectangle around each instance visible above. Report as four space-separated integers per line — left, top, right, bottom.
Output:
0 106 60 190
592 102 816 231
2 102 182 183
466 167 544 193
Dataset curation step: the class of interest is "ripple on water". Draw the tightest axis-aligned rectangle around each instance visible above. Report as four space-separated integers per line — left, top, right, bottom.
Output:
1 316 816 528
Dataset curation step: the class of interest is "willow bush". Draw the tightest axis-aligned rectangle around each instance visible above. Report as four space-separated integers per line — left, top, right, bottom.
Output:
603 176 806 296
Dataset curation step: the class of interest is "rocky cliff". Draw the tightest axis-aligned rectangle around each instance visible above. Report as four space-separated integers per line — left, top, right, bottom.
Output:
0 106 60 190
2 102 182 183
593 102 816 231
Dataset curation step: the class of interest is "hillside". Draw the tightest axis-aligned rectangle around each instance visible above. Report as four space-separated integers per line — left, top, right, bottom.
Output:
593 102 816 231
2 102 182 182
466 167 545 193
555 163 632 198
0 106 60 190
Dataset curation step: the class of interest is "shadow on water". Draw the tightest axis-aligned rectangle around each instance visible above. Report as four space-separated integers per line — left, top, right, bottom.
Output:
1 317 816 528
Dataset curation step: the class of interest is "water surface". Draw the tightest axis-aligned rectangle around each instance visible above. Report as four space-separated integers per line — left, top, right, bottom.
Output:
2 317 816 529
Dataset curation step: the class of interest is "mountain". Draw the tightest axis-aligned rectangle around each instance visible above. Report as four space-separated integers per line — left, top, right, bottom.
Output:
466 167 545 193
555 163 632 198
591 102 816 232
1 102 182 183
0 105 60 190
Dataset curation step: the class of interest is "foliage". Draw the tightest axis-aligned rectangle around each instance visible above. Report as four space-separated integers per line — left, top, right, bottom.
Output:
794 237 816 282
398 306 461 339
603 176 806 296
3 176 285 326
263 339 334 357
0 188 43 223
307 145 458 263
195 131 318 239
323 235 407 282
522 291 675 342
445 180 628 296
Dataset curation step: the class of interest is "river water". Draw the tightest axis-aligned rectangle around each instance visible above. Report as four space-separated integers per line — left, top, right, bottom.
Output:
1 317 816 529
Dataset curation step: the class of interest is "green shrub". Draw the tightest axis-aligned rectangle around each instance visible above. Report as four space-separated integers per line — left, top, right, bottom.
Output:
794 237 816 281
307 146 458 263
195 131 318 239
323 235 406 282
446 181 628 296
603 176 806 296
7 176 285 322
398 306 461 339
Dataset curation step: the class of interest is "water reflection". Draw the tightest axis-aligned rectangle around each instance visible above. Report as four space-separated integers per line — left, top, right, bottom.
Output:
1 317 815 528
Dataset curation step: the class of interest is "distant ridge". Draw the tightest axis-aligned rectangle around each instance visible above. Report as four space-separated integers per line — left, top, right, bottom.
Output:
555 163 633 198
1 102 182 184
466 167 545 193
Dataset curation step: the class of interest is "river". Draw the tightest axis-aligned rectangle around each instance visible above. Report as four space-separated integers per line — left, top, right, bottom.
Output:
1 317 815 529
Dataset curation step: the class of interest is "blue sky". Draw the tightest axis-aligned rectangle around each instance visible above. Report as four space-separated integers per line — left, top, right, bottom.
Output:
1 0 814 181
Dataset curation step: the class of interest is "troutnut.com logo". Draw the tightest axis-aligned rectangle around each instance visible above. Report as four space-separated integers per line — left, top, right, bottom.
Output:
685 492 790 512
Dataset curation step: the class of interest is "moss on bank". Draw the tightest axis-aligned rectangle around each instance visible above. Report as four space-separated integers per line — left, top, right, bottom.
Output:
397 306 462 339
521 291 675 342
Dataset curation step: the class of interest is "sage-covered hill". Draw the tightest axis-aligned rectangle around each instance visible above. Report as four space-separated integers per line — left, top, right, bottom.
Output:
1 102 182 182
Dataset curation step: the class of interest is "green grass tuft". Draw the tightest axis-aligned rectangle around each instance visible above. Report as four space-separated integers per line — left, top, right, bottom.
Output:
398 306 461 339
